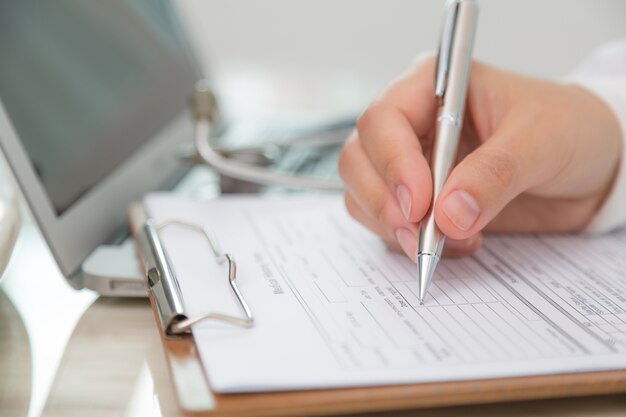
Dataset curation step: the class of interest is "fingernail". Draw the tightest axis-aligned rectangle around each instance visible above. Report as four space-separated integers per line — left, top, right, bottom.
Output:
396 185 412 220
395 228 416 261
441 190 480 231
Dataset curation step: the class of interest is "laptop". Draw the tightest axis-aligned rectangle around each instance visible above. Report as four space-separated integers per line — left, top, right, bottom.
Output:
0 0 346 296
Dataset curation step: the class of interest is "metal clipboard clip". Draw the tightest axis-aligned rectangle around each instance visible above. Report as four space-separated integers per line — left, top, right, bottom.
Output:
138 218 254 338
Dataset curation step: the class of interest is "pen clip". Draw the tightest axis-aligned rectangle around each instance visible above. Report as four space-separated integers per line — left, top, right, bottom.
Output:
434 0 460 98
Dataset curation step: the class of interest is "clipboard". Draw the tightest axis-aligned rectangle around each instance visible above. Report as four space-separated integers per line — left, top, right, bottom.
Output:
128 202 626 417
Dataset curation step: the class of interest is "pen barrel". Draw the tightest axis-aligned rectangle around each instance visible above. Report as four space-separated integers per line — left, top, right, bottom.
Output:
418 116 462 257
440 0 478 115
418 0 478 258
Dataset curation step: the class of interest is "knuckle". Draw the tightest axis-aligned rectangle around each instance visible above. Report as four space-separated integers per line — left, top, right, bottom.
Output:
337 137 357 181
380 152 404 188
344 192 394 241
337 148 348 181
372 197 394 228
470 147 520 191
356 100 387 132
343 193 358 218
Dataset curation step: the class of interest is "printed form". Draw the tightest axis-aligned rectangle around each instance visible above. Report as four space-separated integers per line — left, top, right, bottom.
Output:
144 194 626 393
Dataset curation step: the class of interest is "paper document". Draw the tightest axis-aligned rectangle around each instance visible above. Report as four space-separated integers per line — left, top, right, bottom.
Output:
144 193 626 393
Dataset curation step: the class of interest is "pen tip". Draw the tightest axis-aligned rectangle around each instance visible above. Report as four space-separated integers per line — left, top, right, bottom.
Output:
419 299 424 306
417 253 439 304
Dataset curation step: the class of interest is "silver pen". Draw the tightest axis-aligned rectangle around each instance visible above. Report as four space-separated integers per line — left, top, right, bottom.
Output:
417 0 478 304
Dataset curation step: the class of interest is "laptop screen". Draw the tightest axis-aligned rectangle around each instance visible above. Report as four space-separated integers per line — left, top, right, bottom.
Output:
0 0 197 214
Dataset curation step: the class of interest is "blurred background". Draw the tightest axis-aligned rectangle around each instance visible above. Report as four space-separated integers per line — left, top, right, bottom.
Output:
171 0 626 125
177 0 626 86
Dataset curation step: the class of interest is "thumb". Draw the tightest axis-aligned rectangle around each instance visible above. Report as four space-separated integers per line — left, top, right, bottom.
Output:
434 135 532 240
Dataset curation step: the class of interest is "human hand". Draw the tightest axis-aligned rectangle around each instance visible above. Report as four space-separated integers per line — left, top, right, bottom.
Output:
338 55 623 260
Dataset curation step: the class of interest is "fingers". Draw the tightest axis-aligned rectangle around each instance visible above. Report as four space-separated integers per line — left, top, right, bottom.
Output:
380 53 439 135
398 230 482 259
351 55 439 223
339 134 415 243
343 192 397 244
356 101 432 223
344 192 482 259
339 55 494 258
394 225 482 260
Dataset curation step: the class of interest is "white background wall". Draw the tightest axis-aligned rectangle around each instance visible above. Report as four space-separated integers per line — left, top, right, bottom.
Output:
177 0 626 86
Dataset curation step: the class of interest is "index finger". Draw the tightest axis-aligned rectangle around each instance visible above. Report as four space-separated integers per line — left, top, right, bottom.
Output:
379 53 439 137
356 54 439 223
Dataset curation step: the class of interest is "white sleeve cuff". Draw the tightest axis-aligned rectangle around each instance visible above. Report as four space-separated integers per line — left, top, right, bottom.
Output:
569 77 626 234
564 40 626 234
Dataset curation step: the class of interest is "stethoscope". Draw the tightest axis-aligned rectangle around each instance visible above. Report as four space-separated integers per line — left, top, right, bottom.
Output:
190 80 347 191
